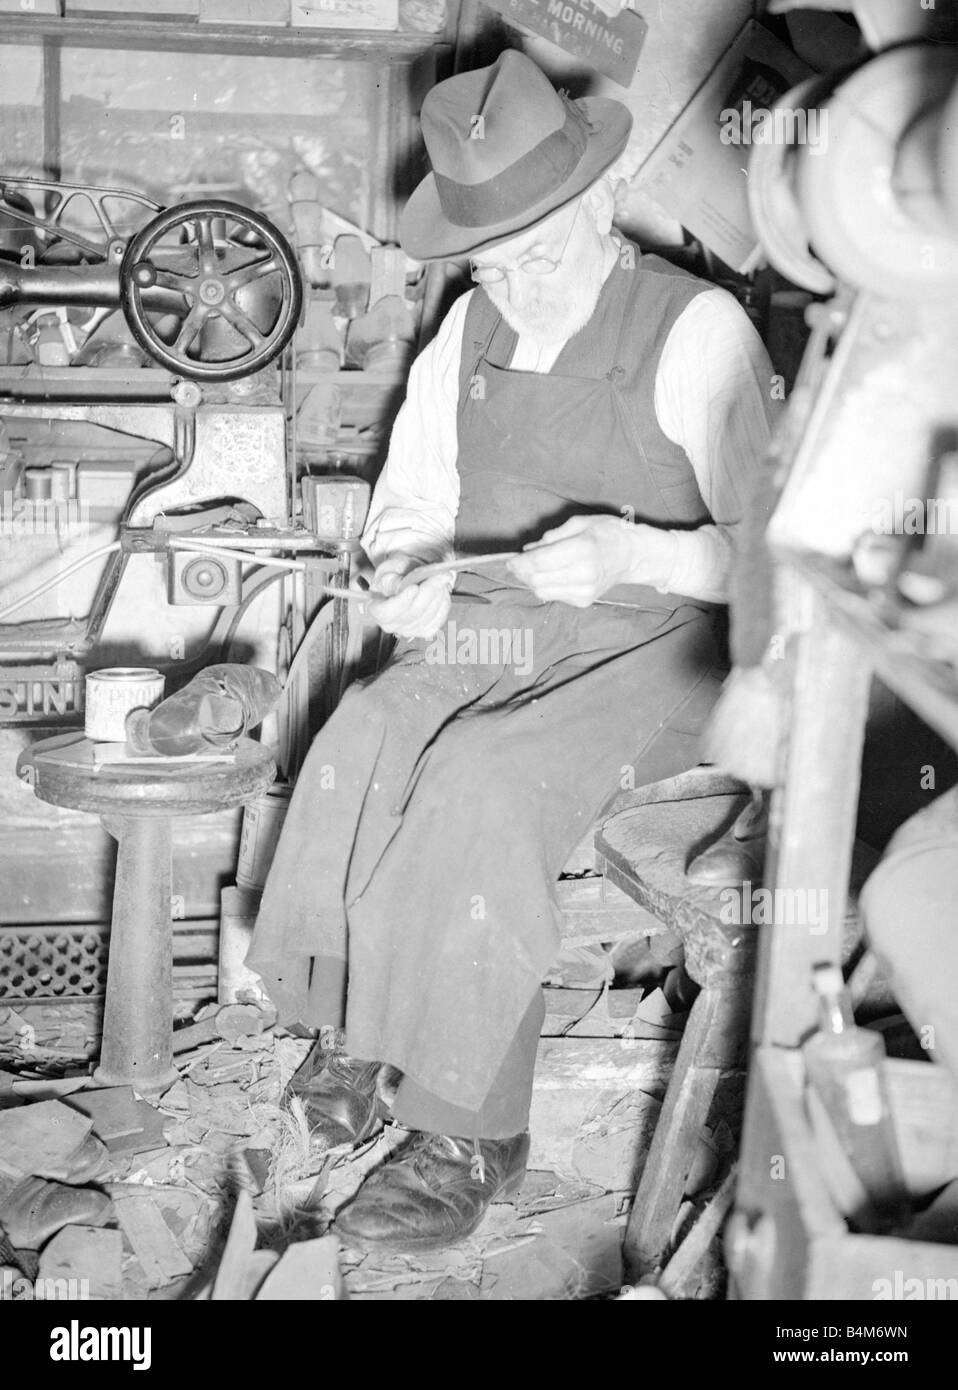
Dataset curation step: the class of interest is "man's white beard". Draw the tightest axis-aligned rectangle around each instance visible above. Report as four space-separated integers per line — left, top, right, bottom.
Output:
487 251 606 349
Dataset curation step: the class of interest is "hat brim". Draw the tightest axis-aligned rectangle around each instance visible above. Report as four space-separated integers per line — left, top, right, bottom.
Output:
399 97 633 262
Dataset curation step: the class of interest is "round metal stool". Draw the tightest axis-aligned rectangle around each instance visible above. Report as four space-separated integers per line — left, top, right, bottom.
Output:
18 733 276 1094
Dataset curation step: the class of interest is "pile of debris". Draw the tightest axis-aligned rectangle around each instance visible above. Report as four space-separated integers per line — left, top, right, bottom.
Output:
0 1000 314 1299
0 998 717 1300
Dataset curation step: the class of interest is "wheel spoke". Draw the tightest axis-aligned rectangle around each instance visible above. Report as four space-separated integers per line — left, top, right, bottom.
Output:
219 299 266 350
228 253 281 290
193 216 217 275
173 304 208 353
154 267 197 291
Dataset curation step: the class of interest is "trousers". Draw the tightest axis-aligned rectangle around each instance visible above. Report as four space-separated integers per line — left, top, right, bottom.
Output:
248 586 723 1136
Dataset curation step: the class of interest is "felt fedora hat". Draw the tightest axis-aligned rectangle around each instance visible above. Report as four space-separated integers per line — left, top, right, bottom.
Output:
400 49 633 261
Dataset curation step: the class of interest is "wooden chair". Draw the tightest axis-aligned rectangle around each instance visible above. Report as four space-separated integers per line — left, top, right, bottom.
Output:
589 769 756 1287
570 767 877 1292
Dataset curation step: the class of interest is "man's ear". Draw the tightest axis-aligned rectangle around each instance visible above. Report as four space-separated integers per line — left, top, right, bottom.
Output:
584 176 615 235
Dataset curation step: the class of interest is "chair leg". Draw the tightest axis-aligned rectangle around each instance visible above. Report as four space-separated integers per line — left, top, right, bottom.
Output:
623 973 747 1281
658 1164 738 1300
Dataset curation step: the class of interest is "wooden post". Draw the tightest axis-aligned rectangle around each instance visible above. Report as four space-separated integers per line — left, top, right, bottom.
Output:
751 576 873 1048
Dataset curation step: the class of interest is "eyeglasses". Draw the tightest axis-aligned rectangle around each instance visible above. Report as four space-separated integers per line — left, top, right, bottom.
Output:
469 201 581 286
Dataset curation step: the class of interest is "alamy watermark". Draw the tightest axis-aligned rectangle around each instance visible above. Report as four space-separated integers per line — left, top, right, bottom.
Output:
0 492 90 537
720 881 828 935
859 490 958 538
424 620 533 676
873 1272 958 1300
719 101 828 154
1 1269 90 1300
50 1321 151 1369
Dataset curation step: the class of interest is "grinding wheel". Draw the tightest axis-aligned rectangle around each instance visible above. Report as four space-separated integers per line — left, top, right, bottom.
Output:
797 43 958 299
747 77 836 295
940 76 958 228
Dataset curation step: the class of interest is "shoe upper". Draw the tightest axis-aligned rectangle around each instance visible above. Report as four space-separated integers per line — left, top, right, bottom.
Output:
289 1045 387 1148
334 1130 530 1247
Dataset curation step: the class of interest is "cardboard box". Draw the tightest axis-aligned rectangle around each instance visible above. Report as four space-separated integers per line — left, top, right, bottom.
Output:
200 0 286 22
291 0 397 31
75 459 139 519
65 0 199 16
0 0 61 13
639 20 812 273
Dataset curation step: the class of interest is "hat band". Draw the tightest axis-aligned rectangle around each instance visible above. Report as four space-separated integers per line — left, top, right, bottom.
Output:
432 105 589 230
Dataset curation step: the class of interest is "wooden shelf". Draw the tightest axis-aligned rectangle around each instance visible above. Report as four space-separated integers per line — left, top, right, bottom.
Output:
785 548 958 754
0 14 449 60
0 366 293 405
0 365 179 402
295 367 406 387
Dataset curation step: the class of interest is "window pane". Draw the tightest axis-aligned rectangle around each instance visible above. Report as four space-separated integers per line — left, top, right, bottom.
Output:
1 46 379 239
0 47 44 180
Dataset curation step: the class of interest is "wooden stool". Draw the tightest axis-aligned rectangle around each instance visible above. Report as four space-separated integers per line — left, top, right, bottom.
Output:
18 733 275 1094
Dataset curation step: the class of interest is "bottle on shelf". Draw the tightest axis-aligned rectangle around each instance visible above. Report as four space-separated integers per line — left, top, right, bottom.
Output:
803 964 912 1235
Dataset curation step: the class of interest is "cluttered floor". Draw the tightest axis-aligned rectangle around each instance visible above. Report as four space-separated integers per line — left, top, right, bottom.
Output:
0 984 737 1302
2 760 937 1302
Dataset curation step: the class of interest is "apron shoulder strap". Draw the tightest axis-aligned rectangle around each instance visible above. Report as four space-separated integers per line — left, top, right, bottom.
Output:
457 288 514 402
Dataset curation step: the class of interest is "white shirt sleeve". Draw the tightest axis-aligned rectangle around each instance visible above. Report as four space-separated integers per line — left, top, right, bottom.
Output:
360 290 471 566
653 287 783 602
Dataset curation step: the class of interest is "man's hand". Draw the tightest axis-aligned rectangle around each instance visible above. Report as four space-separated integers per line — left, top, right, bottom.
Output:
366 554 453 639
506 515 644 607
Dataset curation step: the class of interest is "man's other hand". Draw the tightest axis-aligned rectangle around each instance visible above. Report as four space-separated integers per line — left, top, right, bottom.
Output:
506 515 636 607
367 554 453 639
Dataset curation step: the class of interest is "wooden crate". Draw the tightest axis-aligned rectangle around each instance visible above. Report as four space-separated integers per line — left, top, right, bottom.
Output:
730 1047 958 1300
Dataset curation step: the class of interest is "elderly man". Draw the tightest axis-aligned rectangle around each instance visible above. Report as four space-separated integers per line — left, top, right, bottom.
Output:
249 49 779 1252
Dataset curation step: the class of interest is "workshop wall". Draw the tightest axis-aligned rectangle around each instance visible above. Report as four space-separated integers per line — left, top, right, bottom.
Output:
519 0 755 243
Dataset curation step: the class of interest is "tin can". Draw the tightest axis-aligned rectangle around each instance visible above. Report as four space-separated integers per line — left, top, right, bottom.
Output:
218 885 271 1007
236 781 292 890
84 667 165 742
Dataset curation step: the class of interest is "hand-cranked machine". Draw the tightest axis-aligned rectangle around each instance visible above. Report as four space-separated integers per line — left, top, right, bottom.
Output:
0 180 302 380
0 177 371 763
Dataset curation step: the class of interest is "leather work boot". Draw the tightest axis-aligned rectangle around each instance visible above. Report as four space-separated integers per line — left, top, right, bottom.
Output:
333 1130 530 1253
288 1038 395 1149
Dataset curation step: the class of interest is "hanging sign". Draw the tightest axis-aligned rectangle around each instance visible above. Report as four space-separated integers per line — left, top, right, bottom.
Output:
486 0 648 89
